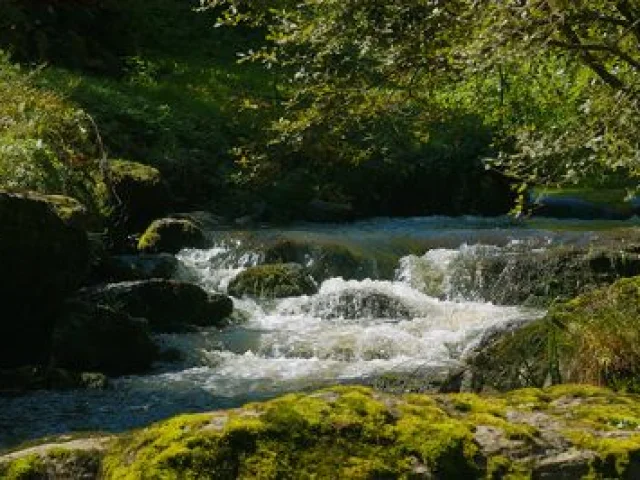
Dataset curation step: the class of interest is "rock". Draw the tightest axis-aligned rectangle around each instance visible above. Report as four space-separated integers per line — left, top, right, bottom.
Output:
94 253 179 282
0 366 108 393
228 263 317 298
5 191 99 230
95 385 640 479
305 198 355 222
464 275 640 392
138 218 206 254
77 279 233 332
0 191 90 368
447 245 640 306
104 159 170 231
263 237 378 281
0 436 111 480
304 289 414 319
52 301 157 376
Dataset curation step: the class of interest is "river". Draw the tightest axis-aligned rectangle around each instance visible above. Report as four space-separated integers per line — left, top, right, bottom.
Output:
0 215 637 448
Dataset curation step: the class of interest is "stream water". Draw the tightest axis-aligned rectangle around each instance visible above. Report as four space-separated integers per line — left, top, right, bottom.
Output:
0 216 637 449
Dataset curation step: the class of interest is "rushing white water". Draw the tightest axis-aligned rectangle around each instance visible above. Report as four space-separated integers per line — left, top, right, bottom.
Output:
1 216 632 448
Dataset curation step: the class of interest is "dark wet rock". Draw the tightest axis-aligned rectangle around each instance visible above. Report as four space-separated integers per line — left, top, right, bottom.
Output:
227 263 317 298
138 217 207 254
94 253 179 282
0 191 90 368
304 289 414 320
77 279 233 332
448 245 640 306
52 301 157 376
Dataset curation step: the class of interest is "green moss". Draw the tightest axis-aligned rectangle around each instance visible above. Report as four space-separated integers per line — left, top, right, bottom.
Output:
470 276 640 393
103 386 486 479
1 454 47 479
109 159 162 185
227 263 318 299
137 218 205 254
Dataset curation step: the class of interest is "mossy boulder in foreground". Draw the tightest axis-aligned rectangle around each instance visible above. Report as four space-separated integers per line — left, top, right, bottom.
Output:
138 217 206 254
6 385 640 478
466 275 640 392
228 263 318 298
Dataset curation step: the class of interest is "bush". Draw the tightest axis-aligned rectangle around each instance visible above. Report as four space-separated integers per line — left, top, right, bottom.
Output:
0 53 102 212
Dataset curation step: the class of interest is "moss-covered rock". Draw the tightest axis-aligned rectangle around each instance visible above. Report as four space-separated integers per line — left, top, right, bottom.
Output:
138 218 206 254
77 280 233 332
103 159 170 232
228 263 317 299
263 237 380 281
466 275 640 393
98 385 640 479
7 386 640 478
0 437 111 480
52 301 158 376
0 191 90 369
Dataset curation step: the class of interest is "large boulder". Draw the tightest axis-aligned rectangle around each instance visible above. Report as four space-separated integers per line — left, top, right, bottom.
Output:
104 160 170 232
77 280 233 332
0 191 90 368
52 301 157 376
228 263 317 298
464 275 640 393
138 218 206 254
94 386 640 479
263 238 380 281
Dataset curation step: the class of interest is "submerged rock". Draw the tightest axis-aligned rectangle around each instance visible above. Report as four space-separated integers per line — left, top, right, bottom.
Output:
464 275 640 392
77 279 233 332
138 217 207 254
228 263 317 298
0 191 90 368
7 385 640 478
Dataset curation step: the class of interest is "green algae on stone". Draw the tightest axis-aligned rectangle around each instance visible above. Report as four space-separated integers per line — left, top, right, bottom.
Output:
227 263 318 299
138 217 206 254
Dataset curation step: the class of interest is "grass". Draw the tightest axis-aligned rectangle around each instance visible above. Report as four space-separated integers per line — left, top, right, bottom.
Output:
1 0 278 214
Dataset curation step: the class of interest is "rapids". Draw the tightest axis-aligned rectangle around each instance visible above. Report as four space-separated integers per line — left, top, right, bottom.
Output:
1 216 637 448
